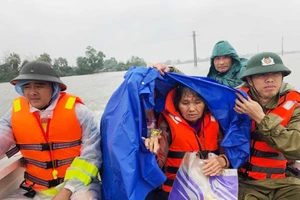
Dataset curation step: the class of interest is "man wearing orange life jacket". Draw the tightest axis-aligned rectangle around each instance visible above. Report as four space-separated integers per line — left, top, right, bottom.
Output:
234 52 300 200
0 61 101 200
144 85 230 200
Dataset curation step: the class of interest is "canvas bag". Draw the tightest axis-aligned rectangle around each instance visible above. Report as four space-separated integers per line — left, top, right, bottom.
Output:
169 152 238 200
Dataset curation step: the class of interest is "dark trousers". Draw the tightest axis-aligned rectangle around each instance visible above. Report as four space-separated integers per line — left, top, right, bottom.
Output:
145 188 168 200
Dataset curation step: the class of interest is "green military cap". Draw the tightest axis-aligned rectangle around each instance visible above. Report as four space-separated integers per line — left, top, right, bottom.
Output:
241 52 291 81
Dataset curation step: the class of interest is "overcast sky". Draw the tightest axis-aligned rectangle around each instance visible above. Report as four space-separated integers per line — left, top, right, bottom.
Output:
0 0 299 65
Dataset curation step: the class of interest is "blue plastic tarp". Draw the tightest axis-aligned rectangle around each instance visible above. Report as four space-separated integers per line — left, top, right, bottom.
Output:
100 66 251 200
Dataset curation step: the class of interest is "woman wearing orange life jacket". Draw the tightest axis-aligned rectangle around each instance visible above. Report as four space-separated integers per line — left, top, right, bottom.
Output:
144 85 230 200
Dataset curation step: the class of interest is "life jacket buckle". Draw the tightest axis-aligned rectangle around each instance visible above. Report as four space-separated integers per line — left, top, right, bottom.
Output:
41 142 52 151
287 161 300 178
20 157 27 165
19 180 36 198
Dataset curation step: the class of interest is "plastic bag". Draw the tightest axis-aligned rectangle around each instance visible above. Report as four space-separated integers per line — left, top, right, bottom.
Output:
169 152 238 200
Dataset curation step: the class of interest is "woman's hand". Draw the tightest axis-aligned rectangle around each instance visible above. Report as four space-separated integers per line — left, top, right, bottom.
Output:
202 156 226 176
142 135 161 154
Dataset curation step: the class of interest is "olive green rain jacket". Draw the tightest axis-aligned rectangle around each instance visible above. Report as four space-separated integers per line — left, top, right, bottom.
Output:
207 40 248 87
238 82 300 200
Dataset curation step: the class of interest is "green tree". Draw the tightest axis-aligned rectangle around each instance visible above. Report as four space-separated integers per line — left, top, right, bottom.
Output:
125 56 147 70
21 60 29 67
103 57 118 70
5 53 21 72
0 71 18 83
18 59 30 72
85 46 106 71
59 66 74 76
76 56 93 75
53 57 68 70
0 64 10 72
116 62 126 71
76 46 106 74
52 57 74 76
37 53 52 64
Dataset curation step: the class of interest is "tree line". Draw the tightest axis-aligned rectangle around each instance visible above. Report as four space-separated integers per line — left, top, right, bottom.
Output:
0 46 147 83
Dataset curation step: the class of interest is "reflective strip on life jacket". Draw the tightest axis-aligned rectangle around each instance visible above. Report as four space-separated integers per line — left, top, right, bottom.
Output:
6 140 82 157
13 98 21 112
5 145 20 158
65 97 76 109
23 157 75 169
24 172 64 188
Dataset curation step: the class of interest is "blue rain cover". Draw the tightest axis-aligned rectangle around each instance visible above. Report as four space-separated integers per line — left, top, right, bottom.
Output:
100 66 251 200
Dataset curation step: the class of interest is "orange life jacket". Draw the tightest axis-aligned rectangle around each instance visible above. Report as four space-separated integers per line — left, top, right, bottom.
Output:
160 89 219 193
238 87 300 179
11 92 83 189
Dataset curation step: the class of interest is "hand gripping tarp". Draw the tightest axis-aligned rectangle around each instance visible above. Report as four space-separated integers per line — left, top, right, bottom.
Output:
100 66 251 200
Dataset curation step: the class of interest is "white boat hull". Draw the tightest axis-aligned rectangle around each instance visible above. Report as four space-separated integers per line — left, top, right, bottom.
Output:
0 154 24 199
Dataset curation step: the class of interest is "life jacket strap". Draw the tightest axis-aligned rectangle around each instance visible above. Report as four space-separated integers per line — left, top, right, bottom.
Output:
24 172 64 188
160 190 170 198
164 179 174 187
167 150 218 159
6 139 82 157
243 162 286 176
23 157 75 169
252 149 286 160
165 166 179 174
167 151 186 158
6 145 20 158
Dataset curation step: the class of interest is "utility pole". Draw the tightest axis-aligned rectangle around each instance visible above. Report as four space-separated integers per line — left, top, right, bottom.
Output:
281 36 284 56
192 31 197 67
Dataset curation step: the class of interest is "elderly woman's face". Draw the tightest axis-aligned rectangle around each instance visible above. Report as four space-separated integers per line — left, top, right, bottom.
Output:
178 92 205 124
